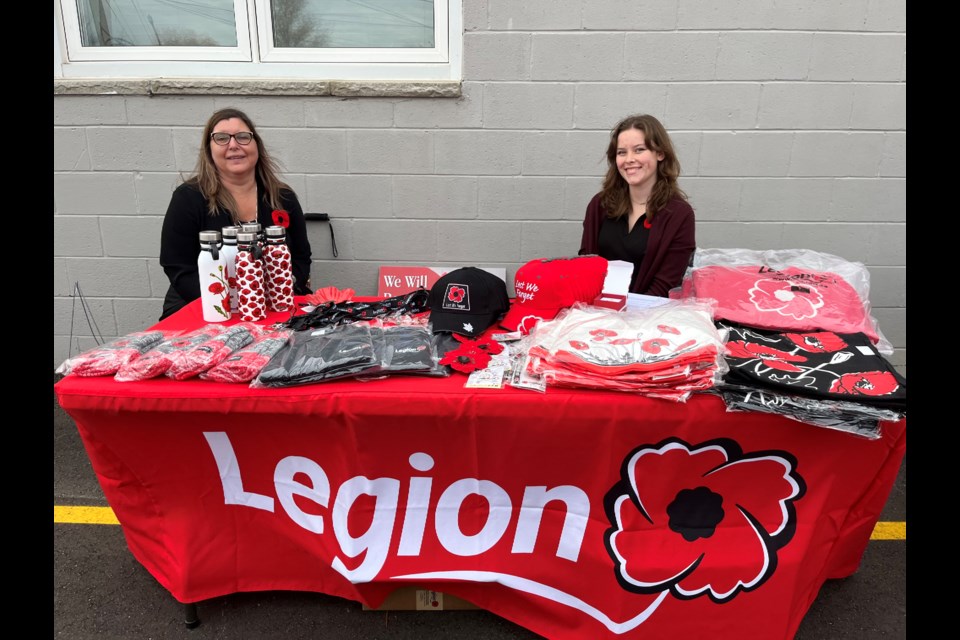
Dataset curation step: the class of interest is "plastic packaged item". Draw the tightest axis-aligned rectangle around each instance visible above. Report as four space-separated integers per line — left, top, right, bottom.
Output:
201 327 292 384
525 300 728 401
198 230 231 322
677 247 893 354
252 324 381 388
56 330 171 377
166 323 257 380
115 325 227 381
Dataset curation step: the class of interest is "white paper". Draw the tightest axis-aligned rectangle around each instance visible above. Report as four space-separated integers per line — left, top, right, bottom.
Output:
626 293 671 310
465 365 506 389
603 260 634 295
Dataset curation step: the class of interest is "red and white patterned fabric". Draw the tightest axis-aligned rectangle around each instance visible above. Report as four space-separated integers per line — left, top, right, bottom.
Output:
236 249 267 321
264 242 295 313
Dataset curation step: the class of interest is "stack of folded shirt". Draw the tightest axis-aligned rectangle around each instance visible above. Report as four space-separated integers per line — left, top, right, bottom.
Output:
676 264 881 344
253 323 439 388
714 322 906 438
525 302 727 402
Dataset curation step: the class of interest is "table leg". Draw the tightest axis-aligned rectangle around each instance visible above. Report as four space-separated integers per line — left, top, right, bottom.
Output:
184 602 200 629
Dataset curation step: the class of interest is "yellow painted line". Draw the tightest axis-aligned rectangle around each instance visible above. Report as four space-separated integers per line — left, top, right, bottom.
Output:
54 505 120 525
870 521 905 540
53 505 906 539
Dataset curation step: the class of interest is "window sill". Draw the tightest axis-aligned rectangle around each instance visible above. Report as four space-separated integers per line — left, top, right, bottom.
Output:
53 78 462 98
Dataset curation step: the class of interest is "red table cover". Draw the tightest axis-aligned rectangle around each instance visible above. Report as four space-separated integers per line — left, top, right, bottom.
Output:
54 299 906 640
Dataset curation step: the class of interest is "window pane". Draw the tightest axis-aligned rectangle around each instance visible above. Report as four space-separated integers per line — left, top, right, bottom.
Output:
272 0 435 49
75 0 238 47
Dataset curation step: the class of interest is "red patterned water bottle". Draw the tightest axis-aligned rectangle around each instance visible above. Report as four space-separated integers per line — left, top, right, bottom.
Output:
263 225 295 312
221 225 240 313
235 231 266 321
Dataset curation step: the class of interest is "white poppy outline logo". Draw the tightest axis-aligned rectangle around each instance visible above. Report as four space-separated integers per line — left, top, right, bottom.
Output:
748 278 825 320
603 437 806 604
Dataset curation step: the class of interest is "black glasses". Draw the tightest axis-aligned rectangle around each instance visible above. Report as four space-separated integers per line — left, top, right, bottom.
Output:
211 131 254 146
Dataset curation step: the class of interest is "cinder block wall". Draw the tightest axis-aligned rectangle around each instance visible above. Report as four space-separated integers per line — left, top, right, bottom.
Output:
54 0 907 374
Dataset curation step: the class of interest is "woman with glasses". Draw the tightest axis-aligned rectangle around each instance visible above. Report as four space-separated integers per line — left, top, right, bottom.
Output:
158 108 313 320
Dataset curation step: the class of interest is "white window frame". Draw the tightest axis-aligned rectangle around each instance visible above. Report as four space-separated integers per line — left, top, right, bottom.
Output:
54 0 462 82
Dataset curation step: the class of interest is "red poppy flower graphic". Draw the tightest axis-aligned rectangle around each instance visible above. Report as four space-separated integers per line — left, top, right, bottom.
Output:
829 371 900 396
439 345 491 374
725 341 808 372
784 332 847 353
748 279 824 320
641 338 671 354
658 325 680 335
271 209 290 228
604 438 805 602
454 334 504 355
227 276 237 288
590 329 618 341
569 340 589 351
448 286 466 303
208 282 225 295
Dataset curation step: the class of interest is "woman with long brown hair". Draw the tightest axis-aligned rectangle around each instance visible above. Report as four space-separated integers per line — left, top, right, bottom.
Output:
579 114 695 296
159 108 313 319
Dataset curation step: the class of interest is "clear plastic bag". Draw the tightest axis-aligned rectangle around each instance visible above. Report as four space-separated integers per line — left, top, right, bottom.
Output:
200 327 292 384
525 300 729 401
56 330 174 377
115 325 228 382
676 247 893 355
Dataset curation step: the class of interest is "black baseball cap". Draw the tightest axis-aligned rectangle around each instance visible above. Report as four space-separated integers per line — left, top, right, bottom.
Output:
428 267 509 337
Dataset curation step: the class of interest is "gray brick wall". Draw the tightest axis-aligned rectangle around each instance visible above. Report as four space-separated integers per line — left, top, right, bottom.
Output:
53 0 907 375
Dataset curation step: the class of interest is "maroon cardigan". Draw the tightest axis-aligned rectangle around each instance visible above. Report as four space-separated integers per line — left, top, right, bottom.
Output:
578 193 696 296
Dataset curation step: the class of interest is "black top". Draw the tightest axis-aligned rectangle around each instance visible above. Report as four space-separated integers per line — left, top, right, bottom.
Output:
159 181 312 320
597 214 651 284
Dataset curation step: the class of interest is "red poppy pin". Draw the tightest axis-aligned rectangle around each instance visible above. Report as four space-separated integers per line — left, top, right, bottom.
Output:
453 333 504 355
271 209 290 228
439 345 492 374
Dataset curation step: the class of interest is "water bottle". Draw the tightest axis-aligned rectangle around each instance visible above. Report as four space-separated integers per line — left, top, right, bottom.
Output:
235 231 266 321
197 230 231 322
221 226 240 313
263 225 295 313
241 222 265 250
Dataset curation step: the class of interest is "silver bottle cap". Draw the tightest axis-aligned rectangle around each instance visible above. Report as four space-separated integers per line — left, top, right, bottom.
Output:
199 230 221 243
221 225 240 238
236 231 258 243
265 225 286 238
240 223 261 233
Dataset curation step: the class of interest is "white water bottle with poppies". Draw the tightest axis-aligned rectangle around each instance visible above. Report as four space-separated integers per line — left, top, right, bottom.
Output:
221 225 240 313
235 231 267 321
197 230 231 322
263 225 295 313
